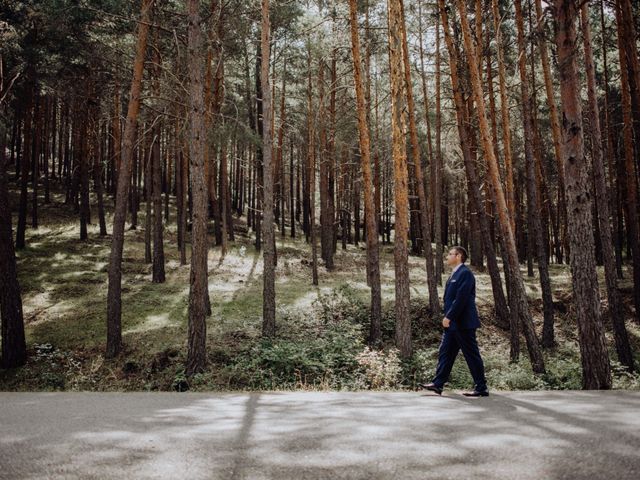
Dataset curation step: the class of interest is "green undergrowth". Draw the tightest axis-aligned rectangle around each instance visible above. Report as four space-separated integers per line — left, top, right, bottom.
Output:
3 188 640 392
3 283 640 392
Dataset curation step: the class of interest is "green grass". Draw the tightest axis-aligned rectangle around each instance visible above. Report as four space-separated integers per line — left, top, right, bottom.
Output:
2 186 640 391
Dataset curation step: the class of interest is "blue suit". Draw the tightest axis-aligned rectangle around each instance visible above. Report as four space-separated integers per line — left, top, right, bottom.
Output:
432 264 487 391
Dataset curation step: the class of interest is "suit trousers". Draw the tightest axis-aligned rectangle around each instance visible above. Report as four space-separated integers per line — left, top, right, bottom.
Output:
432 328 487 391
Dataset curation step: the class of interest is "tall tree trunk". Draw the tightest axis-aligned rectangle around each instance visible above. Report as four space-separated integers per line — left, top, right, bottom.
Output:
581 4 633 370
388 0 412 358
452 42 511 332
255 41 263 252
491 0 516 236
307 42 319 286
534 0 568 263
600 0 623 278
399 1 440 317
31 94 40 230
16 87 32 250
0 138 27 368
151 42 165 283
553 0 611 389
261 0 276 337
445 0 545 373
434 13 444 280
515 0 555 347
106 0 152 358
349 0 382 345
615 0 640 324
145 137 153 263
90 96 107 236
186 0 209 375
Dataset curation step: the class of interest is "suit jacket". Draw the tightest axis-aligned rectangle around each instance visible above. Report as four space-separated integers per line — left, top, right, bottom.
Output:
443 264 480 331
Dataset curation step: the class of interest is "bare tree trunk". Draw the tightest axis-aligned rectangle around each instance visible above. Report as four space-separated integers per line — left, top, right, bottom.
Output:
535 0 568 263
105 0 152 358
491 0 516 236
90 96 107 236
599 0 623 278
349 0 382 345
580 4 633 370
445 0 545 373
399 1 440 317
515 0 555 347
306 42 319 286
434 13 444 280
0 137 27 368
260 0 276 337
553 0 611 389
388 0 412 358
16 87 32 250
185 0 209 375
615 0 640 324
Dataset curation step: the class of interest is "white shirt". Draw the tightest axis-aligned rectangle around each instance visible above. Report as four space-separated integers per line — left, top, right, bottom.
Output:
451 263 463 275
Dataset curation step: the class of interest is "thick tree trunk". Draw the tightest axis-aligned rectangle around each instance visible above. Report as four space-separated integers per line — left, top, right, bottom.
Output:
349 0 382 345
554 0 611 389
106 0 152 358
615 0 640 324
0 141 27 368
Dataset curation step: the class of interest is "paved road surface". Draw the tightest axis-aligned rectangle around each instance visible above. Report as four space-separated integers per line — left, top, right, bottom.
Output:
1 391 639 479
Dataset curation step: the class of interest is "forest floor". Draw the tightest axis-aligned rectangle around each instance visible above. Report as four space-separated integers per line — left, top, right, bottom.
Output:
2 186 640 392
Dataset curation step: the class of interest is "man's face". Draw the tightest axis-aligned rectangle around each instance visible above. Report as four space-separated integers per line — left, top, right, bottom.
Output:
446 249 462 268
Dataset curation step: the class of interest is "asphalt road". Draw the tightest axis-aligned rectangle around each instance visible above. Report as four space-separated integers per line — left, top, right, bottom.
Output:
1 391 639 479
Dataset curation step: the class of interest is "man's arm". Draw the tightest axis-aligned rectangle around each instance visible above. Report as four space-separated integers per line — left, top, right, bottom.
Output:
444 269 474 323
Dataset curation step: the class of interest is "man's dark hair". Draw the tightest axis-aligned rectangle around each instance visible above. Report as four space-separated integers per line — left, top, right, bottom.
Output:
451 246 468 263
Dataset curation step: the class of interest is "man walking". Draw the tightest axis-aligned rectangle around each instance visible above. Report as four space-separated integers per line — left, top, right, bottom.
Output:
420 246 489 397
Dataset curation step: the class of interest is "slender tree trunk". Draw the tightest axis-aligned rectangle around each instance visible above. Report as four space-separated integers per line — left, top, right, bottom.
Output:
535 0 567 263
452 45 511 331
106 0 152 358
445 0 545 373
260 0 276 337
305 42 319 285
434 13 444 280
388 0 412 358
16 87 32 250
491 0 516 236
553 0 611 389
185 0 209 375
580 4 633 370
349 0 382 345
399 1 440 317
515 0 555 347
599 1 623 278
31 95 40 230
91 102 107 236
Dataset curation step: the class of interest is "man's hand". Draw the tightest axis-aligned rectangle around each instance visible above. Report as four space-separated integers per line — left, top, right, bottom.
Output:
442 317 451 329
